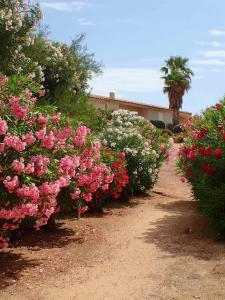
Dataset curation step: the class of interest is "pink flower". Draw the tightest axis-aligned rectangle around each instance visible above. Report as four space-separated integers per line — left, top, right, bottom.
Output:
71 189 81 200
25 163 35 174
12 158 25 174
0 119 8 135
11 99 28 120
38 113 49 125
79 206 88 214
90 181 100 193
4 135 26 152
3 176 19 193
16 184 40 203
0 143 5 152
23 132 36 145
57 176 71 188
102 183 109 191
35 128 46 139
83 193 92 202
52 113 61 124
57 127 72 140
73 126 91 147
31 155 50 177
41 131 56 149
59 156 80 177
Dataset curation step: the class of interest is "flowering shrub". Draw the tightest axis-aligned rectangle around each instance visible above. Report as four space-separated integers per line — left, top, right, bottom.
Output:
0 1 101 112
0 76 126 248
93 148 129 206
177 99 225 238
0 0 43 81
101 110 169 194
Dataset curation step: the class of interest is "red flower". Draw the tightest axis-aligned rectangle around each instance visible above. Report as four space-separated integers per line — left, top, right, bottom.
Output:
223 132 225 140
188 151 197 160
113 162 119 169
198 146 205 155
214 148 223 158
201 163 216 175
205 147 212 157
218 125 223 132
185 169 192 175
215 103 221 110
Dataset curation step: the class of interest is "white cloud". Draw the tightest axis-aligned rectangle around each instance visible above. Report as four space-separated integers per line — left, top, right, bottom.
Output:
90 68 162 96
195 40 225 47
41 1 87 12
208 29 225 36
78 18 95 26
210 68 225 73
203 50 225 58
191 59 225 66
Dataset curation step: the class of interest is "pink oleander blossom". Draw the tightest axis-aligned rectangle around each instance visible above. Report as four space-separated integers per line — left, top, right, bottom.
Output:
0 118 8 135
3 176 19 193
22 132 36 145
4 134 26 152
52 113 61 124
71 188 81 200
41 131 56 149
11 157 25 174
10 97 28 120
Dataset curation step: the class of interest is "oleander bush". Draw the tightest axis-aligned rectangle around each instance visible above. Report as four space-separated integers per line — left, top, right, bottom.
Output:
177 98 225 238
151 120 166 129
0 76 127 248
101 109 170 194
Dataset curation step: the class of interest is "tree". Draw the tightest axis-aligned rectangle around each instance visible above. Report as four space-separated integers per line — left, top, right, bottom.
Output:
160 56 194 126
0 1 102 121
0 0 43 80
26 32 101 103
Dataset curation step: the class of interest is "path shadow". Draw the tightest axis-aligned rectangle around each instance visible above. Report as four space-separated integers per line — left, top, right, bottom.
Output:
142 200 225 260
0 252 39 289
13 222 83 251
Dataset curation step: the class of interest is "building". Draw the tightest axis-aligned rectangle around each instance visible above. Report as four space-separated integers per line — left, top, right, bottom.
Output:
90 92 191 125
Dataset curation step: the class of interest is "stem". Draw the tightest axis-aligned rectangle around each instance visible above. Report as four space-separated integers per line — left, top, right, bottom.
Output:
77 202 81 220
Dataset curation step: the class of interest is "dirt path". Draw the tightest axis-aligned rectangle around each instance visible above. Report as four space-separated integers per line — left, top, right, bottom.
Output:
2 150 225 299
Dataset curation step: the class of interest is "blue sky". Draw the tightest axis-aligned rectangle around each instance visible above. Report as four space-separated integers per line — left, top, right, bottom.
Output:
39 0 225 113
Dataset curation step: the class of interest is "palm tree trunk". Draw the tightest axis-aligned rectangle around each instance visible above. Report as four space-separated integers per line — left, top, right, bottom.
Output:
172 108 180 126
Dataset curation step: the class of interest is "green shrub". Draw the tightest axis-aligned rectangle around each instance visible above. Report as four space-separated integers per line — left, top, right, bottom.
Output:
177 99 225 238
150 120 165 129
173 134 184 143
166 123 174 131
101 110 170 194
162 128 174 136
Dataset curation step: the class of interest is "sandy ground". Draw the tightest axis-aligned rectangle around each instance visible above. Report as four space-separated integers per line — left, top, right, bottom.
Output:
1 150 225 299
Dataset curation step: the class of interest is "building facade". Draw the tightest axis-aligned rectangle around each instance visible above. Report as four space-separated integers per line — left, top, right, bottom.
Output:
90 92 191 125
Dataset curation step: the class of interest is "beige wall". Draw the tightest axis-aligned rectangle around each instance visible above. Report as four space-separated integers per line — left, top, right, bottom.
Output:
141 109 172 124
90 97 190 125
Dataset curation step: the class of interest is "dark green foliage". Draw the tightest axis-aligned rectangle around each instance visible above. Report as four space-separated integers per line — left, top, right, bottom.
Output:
151 120 166 129
177 97 225 238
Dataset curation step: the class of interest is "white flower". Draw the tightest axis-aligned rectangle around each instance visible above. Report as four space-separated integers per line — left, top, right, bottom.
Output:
111 142 116 148
169 137 174 144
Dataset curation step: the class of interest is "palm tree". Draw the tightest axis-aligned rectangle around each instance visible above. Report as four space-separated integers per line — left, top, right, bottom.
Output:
160 56 194 126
